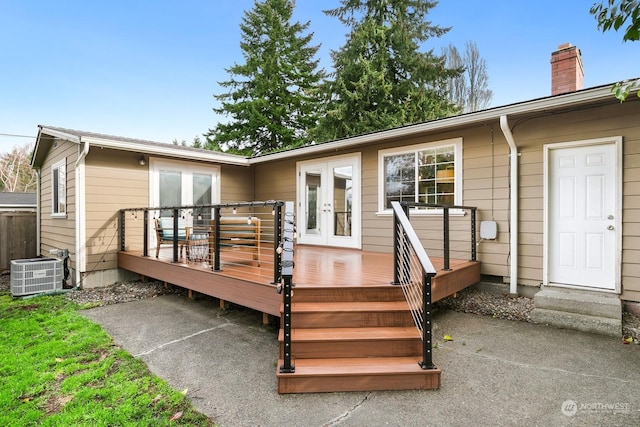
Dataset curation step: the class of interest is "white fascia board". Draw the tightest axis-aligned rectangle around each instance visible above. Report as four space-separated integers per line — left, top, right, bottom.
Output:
38 127 82 144
249 86 616 164
81 136 251 166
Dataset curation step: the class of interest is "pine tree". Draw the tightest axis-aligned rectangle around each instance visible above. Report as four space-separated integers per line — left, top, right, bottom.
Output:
208 0 325 156
313 0 461 142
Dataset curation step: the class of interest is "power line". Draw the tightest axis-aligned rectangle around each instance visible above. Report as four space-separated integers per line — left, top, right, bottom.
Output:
0 133 36 139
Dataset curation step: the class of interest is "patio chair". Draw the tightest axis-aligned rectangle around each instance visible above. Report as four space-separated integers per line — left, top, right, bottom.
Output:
154 217 188 258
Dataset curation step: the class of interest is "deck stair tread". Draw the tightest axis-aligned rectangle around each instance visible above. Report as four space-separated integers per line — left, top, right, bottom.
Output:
279 326 419 341
291 301 409 312
276 357 435 376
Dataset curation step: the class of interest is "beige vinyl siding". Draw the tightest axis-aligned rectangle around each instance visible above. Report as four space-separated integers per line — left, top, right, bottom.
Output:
84 149 149 272
461 126 510 279
511 100 640 298
253 158 298 202
249 100 640 300
621 112 640 302
360 125 513 280
220 164 253 202
39 138 77 273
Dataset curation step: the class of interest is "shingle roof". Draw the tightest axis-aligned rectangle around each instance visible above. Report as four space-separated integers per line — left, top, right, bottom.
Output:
0 192 36 207
39 125 247 159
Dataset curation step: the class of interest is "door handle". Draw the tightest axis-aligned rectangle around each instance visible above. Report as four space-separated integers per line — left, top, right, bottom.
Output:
607 225 614 231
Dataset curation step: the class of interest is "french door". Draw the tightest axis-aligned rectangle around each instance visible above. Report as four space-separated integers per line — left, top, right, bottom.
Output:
297 154 360 248
149 159 220 238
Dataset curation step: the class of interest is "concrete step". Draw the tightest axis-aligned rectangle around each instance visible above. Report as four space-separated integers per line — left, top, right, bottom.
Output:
533 287 621 319
531 307 621 337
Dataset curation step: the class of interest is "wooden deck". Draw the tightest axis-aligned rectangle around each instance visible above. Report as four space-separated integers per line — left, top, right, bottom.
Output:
118 245 479 314
118 245 481 393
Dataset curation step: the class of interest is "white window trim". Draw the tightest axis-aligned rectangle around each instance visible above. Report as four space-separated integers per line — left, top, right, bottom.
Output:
51 158 67 218
377 137 463 216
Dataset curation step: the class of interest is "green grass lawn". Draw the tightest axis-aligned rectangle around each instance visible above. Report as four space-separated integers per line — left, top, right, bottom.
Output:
0 292 214 426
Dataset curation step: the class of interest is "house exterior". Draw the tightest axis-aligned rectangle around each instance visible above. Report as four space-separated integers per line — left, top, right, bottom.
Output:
31 45 640 336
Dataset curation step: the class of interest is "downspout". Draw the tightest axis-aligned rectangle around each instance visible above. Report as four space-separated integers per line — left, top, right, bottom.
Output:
35 169 41 255
499 115 519 297
74 137 89 288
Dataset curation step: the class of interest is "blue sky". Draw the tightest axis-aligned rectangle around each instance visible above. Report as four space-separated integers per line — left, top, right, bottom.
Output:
1 0 638 154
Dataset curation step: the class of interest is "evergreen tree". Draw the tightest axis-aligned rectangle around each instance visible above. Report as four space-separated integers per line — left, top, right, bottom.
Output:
313 0 461 142
208 0 325 156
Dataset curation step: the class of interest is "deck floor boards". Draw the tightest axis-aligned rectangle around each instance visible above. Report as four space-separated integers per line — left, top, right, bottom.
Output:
119 245 480 315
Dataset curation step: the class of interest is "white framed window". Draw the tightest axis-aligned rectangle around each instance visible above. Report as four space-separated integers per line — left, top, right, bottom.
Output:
378 138 462 214
51 159 66 217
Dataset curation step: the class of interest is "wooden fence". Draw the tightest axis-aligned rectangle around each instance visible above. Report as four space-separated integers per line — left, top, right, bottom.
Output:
0 212 37 272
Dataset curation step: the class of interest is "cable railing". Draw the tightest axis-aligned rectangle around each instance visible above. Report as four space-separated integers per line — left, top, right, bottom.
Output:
401 202 478 269
119 200 286 285
391 201 437 369
392 201 478 369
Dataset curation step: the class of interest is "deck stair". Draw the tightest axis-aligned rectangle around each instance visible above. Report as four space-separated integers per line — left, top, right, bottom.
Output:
276 285 441 393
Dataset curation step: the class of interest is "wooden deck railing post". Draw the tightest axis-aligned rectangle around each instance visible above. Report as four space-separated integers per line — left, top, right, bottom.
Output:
419 272 436 370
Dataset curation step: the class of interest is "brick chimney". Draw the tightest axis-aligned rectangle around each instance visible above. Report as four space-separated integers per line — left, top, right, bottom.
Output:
550 43 584 95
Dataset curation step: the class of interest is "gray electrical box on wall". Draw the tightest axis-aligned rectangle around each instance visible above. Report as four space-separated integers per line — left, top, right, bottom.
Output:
480 220 498 240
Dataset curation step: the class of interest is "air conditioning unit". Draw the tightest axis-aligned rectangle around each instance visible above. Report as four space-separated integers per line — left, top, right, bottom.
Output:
11 257 63 297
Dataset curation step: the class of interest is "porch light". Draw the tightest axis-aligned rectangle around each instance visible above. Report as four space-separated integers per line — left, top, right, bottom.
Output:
138 156 147 166
197 212 203 221
232 207 237 214
247 217 252 225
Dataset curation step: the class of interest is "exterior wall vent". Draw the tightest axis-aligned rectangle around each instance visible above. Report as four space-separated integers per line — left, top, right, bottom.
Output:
11 258 63 297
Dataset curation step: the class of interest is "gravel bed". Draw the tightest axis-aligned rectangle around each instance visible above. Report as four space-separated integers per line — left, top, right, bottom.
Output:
434 288 534 323
1 272 638 342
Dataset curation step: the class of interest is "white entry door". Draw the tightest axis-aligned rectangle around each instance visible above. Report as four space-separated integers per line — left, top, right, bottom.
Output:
546 140 620 291
297 154 361 248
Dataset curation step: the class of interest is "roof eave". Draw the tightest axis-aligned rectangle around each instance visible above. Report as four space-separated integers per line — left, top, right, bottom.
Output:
80 135 250 166
33 127 250 167
248 85 618 164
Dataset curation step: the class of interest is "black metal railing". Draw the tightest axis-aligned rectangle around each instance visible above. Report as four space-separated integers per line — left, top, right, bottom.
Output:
391 201 438 369
277 201 295 373
119 200 286 285
401 202 477 270
391 201 478 369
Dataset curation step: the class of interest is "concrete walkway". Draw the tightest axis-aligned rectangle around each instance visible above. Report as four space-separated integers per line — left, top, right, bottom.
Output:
82 294 640 426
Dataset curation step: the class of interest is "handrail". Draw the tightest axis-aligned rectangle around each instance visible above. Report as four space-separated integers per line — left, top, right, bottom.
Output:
391 201 437 370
